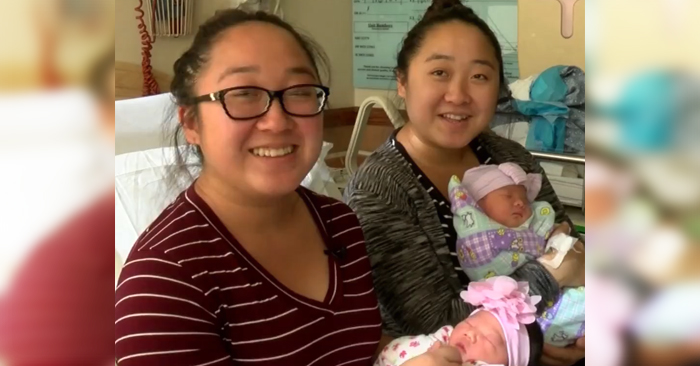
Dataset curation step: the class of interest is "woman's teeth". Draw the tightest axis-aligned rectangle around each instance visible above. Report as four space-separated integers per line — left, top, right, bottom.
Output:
251 146 294 157
441 114 468 121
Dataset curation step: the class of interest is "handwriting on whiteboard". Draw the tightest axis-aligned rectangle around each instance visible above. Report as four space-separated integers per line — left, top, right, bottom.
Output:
352 0 519 89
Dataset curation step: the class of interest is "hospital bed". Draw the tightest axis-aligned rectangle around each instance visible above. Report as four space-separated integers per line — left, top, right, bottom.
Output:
344 96 406 175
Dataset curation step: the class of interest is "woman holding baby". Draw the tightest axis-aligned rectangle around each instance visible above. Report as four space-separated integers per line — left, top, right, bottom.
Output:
344 0 586 365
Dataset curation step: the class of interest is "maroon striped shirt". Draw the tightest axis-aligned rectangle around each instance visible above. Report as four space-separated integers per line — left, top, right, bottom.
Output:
115 185 382 366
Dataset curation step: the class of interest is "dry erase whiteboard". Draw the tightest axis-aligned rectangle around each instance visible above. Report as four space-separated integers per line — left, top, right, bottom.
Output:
352 0 519 90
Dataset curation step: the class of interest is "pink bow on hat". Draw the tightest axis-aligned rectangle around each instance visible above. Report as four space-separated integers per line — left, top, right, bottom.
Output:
461 276 542 366
461 163 542 203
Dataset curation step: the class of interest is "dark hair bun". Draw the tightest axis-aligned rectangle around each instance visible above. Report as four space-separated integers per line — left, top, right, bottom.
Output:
425 0 471 18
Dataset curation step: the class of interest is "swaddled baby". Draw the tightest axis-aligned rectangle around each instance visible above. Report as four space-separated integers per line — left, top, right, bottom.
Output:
375 276 544 366
448 163 585 347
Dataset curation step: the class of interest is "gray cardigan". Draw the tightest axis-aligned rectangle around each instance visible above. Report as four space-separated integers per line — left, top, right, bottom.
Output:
344 131 572 338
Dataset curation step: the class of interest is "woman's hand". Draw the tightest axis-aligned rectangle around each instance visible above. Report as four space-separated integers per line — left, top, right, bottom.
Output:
541 223 585 288
401 342 462 366
540 337 585 366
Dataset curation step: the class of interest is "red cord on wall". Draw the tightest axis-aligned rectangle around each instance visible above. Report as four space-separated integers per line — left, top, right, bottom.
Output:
38 19 62 88
135 0 160 96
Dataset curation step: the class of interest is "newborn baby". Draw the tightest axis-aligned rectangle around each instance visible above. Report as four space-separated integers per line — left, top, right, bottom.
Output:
449 163 585 347
375 276 544 366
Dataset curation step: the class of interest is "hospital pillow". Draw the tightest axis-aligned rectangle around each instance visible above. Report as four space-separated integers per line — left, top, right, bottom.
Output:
115 142 341 261
115 93 179 154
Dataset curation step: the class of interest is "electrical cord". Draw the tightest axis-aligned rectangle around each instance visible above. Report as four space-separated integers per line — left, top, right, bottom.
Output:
135 0 160 96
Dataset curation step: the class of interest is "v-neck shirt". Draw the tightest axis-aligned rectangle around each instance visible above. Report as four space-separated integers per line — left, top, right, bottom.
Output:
115 184 381 365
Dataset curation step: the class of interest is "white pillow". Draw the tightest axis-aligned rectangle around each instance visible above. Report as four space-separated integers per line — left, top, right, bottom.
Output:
115 146 194 259
115 143 340 261
115 93 178 154
302 141 343 201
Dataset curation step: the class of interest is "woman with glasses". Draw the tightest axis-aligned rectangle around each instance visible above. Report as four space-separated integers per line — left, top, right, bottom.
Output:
115 9 460 366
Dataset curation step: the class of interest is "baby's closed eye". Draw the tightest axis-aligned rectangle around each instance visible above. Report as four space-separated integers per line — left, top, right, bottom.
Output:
487 331 506 348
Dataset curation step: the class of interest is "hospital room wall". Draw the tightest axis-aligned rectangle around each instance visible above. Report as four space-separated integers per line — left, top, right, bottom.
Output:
281 0 585 166
283 0 586 108
114 0 412 108
115 0 584 164
113 0 357 106
281 0 398 108
116 0 584 107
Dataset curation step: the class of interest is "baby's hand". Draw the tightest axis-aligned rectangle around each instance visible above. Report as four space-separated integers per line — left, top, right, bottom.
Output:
401 342 462 366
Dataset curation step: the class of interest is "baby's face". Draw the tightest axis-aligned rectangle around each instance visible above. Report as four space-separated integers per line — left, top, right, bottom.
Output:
477 185 532 228
448 311 508 364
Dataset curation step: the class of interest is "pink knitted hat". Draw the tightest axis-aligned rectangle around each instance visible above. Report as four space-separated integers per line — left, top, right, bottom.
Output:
461 163 542 203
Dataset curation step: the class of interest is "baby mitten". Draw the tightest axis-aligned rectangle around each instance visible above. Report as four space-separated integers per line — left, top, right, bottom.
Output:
538 233 578 268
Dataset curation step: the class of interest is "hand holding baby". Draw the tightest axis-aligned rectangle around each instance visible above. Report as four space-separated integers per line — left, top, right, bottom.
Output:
540 231 585 288
401 342 462 366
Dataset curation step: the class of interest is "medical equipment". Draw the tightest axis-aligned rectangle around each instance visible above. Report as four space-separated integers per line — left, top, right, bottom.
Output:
345 96 405 175
137 0 195 38
135 0 195 96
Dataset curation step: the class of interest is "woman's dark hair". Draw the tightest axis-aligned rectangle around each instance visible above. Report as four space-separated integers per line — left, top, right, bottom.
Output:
526 322 545 366
164 9 330 190
395 0 509 97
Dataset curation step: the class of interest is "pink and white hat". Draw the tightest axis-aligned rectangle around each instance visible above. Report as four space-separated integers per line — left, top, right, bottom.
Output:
461 163 542 203
461 276 542 366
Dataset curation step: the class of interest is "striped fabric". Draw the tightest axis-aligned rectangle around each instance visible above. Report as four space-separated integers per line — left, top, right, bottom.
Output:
344 130 573 338
115 185 381 365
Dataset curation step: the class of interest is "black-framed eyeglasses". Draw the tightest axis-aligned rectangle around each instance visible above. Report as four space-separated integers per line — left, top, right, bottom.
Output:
192 84 330 120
